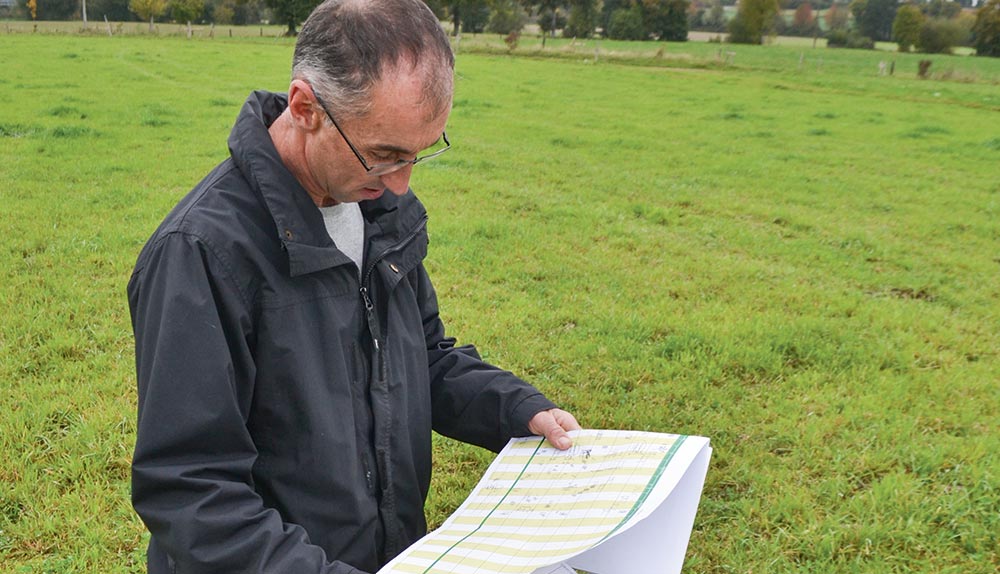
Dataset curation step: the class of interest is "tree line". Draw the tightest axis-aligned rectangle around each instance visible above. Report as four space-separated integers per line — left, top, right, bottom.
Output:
721 0 999 56
3 0 998 57
1 0 270 26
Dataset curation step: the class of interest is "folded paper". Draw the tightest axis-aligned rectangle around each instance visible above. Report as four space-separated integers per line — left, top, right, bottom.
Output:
379 430 712 574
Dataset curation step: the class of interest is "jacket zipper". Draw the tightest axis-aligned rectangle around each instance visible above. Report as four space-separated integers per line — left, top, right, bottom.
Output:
359 214 427 558
359 214 428 350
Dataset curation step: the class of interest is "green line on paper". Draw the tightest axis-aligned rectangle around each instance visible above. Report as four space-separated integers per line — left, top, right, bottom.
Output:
421 437 547 573
594 435 688 545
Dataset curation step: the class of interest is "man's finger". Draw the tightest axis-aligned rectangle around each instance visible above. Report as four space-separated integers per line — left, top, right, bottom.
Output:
528 409 575 450
552 409 581 432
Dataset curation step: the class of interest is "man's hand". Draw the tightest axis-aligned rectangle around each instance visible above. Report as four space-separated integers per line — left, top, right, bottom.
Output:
527 408 582 450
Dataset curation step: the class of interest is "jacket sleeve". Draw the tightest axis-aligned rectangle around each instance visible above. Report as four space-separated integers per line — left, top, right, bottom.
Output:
413 263 558 453
128 231 367 574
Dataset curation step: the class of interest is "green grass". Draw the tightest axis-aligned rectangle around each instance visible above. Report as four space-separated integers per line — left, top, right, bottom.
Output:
1 34 998 573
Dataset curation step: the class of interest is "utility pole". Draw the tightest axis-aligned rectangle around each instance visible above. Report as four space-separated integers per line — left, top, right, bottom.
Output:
82 0 88 27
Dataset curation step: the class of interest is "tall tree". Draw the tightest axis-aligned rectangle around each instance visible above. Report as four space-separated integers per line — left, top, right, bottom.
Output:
974 0 1000 56
600 0 629 33
728 0 779 43
532 0 567 38
130 0 167 30
823 2 850 32
34 0 77 19
171 0 204 36
606 4 645 38
486 0 528 33
923 0 960 19
851 0 897 41
264 0 321 35
892 3 925 51
564 0 599 37
641 0 690 41
791 2 819 36
89 0 133 21
445 0 489 36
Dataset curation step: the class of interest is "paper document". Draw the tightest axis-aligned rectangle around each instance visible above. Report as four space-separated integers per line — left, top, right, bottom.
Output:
379 429 712 574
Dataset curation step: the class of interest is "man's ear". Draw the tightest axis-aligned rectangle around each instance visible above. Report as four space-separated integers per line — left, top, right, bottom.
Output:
287 80 324 132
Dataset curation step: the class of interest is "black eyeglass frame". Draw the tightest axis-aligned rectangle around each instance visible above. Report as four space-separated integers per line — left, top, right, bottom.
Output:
309 85 450 177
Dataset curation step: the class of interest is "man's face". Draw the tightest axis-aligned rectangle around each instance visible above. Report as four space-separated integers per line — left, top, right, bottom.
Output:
304 67 451 206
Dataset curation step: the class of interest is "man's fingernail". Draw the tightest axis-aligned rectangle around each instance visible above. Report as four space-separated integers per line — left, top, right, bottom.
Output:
557 437 571 449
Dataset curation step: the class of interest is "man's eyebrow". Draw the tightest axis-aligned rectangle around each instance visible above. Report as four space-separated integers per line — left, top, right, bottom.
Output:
369 135 443 155
369 143 414 154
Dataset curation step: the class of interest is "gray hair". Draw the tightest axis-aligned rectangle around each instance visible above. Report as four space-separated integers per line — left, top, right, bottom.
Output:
292 0 455 121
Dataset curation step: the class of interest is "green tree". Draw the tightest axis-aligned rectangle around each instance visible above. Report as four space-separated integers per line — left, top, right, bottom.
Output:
564 0 599 37
607 5 645 38
445 0 489 35
531 0 567 38
171 0 203 21
893 4 925 52
851 0 896 41
171 0 203 36
538 6 567 37
728 0 779 43
923 0 960 19
89 0 133 21
130 0 168 30
264 0 321 35
917 16 965 53
641 0 690 41
974 0 1000 56
33 0 77 19
486 0 528 33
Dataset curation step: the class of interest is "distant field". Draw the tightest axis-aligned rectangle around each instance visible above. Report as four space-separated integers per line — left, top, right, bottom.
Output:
0 18 290 37
1 34 998 573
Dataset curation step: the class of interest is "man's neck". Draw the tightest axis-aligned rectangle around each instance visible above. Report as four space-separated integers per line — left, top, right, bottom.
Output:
268 111 334 208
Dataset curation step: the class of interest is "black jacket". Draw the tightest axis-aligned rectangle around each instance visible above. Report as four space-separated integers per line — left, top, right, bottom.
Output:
127 91 556 574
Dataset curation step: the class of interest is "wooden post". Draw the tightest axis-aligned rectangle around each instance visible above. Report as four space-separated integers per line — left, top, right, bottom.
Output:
105 15 112 37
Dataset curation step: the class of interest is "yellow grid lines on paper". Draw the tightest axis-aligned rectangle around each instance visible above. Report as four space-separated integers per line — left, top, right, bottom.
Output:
505 434 679 449
498 450 674 465
485 466 664 481
462 498 640 512
449 515 624 528
391 432 690 574
410 537 598 558
424 528 617 544
472 482 648 498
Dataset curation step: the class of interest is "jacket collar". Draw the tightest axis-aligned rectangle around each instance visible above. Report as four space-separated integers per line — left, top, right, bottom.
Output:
227 91 427 278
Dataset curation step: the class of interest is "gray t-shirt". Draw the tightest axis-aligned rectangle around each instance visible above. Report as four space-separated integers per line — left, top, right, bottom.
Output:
318 202 365 277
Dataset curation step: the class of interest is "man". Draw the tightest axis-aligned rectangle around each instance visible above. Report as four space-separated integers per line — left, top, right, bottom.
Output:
127 0 579 572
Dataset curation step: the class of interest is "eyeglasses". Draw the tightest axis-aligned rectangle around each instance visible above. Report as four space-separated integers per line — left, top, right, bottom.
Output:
309 85 450 177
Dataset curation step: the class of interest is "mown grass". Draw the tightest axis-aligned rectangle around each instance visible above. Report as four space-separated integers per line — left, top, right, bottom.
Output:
1 34 998 573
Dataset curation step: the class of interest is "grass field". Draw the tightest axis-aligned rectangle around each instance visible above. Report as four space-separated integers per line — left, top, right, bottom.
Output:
1 33 998 573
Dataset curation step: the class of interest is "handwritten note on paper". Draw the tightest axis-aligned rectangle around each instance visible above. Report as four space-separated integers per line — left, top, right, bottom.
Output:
378 430 712 574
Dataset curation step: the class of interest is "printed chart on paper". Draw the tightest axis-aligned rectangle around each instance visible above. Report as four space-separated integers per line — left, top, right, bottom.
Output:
378 429 708 574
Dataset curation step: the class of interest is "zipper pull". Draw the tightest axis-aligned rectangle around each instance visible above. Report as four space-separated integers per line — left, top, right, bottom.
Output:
360 286 381 350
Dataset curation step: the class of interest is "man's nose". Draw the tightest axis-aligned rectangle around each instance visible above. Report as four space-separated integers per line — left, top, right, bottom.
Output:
380 165 413 196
